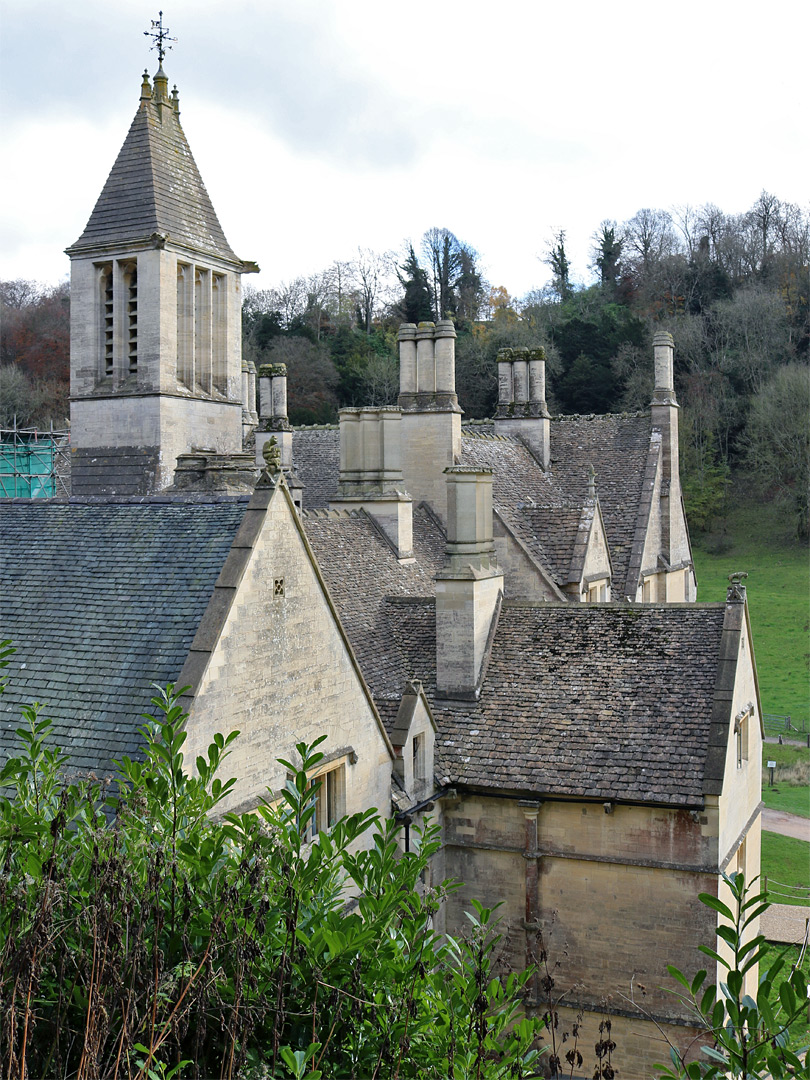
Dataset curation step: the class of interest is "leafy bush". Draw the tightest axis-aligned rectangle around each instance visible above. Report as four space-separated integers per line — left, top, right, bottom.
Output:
656 873 810 1079
0 677 545 1079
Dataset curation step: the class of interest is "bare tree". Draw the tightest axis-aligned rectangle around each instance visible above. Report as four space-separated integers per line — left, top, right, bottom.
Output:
349 247 396 333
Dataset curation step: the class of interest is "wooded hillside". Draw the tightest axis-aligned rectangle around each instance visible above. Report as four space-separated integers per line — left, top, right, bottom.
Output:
2 192 807 536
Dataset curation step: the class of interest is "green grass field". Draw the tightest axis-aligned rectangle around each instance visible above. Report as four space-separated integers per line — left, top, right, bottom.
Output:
761 831 810 907
763 782 810 817
760 942 810 1052
692 501 809 726
761 742 810 817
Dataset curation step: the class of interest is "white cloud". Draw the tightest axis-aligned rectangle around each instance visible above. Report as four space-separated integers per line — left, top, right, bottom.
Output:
1 0 807 296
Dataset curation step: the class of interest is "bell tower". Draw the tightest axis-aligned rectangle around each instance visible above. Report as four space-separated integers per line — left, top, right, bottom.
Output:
66 26 258 494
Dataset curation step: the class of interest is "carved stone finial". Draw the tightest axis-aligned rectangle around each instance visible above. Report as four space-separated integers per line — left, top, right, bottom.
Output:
588 464 597 499
262 436 282 476
727 571 748 602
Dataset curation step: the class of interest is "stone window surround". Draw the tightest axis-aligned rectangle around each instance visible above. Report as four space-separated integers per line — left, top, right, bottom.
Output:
308 758 347 837
177 260 228 395
734 705 752 769
96 258 138 384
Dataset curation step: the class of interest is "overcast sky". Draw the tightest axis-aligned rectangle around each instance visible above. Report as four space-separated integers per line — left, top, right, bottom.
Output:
1 0 807 300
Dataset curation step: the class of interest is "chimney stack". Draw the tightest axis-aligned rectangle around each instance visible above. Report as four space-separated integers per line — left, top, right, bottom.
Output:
241 359 258 440
330 406 413 560
649 332 692 597
397 321 463 522
435 467 503 700
494 347 550 468
255 364 292 470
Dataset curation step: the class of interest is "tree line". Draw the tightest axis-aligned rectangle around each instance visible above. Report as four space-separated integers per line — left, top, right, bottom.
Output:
243 196 808 538
2 192 807 536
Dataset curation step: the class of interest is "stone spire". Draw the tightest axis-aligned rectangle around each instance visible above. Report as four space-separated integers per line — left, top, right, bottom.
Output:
66 67 251 270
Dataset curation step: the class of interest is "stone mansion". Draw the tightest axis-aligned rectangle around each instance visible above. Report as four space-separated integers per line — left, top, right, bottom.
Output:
1 59 763 1078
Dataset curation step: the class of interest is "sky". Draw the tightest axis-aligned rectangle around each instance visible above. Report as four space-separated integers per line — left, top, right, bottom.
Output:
1 0 807 301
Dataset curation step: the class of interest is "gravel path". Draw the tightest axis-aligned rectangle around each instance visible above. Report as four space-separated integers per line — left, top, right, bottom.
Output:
759 807 809 943
761 903 809 945
762 808 810 840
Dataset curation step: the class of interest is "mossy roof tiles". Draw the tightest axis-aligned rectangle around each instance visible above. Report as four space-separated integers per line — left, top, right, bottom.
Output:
374 601 727 805
548 414 652 590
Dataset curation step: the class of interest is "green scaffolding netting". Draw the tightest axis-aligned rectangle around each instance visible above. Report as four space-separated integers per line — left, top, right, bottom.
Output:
0 440 57 497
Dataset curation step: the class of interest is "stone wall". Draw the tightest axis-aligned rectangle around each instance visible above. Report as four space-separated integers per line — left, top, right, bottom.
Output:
179 479 392 821
71 394 243 491
441 791 720 1078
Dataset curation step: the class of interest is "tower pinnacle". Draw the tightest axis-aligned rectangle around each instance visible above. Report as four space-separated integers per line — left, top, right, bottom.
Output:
144 11 177 65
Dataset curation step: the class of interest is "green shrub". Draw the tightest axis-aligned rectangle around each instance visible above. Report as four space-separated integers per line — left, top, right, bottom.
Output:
0 682 545 1079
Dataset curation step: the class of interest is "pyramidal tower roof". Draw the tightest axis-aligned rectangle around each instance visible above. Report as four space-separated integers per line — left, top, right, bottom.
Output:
67 66 247 268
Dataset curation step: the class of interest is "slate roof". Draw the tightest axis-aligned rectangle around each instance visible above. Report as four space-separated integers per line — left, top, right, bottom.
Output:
517 504 587 584
549 414 654 593
460 433 584 587
294 419 654 594
302 484 728 806
303 505 446 736
1 496 247 775
322 593 727 806
294 429 340 509
432 604 726 805
67 70 240 264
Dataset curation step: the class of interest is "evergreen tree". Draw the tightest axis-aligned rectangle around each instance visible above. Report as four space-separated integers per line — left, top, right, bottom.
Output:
396 244 433 323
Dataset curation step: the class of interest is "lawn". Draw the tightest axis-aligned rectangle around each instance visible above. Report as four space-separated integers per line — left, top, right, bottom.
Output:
761 741 810 818
692 500 809 727
762 782 810 817
761 831 810 907
759 941 810 1053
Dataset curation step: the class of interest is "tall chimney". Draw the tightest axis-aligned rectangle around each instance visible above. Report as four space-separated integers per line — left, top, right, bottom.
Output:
494 347 550 468
241 359 258 441
255 363 292 470
435 467 503 700
397 321 462 523
649 331 691 595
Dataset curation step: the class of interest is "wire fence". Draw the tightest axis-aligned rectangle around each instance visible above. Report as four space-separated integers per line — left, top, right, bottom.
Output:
764 876 810 905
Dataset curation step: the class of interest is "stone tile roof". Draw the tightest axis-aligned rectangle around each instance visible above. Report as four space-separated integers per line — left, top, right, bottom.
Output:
461 416 655 594
549 414 654 593
303 505 445 734
517 504 586 584
67 74 240 265
461 433 566 508
433 604 727 805
460 433 580 586
293 420 654 595
294 429 340 509
1 496 247 775
310 565 728 805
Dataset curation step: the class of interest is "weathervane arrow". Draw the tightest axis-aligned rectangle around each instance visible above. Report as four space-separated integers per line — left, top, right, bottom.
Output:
144 11 178 64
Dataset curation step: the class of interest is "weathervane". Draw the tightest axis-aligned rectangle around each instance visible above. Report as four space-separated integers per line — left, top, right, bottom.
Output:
144 11 177 64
